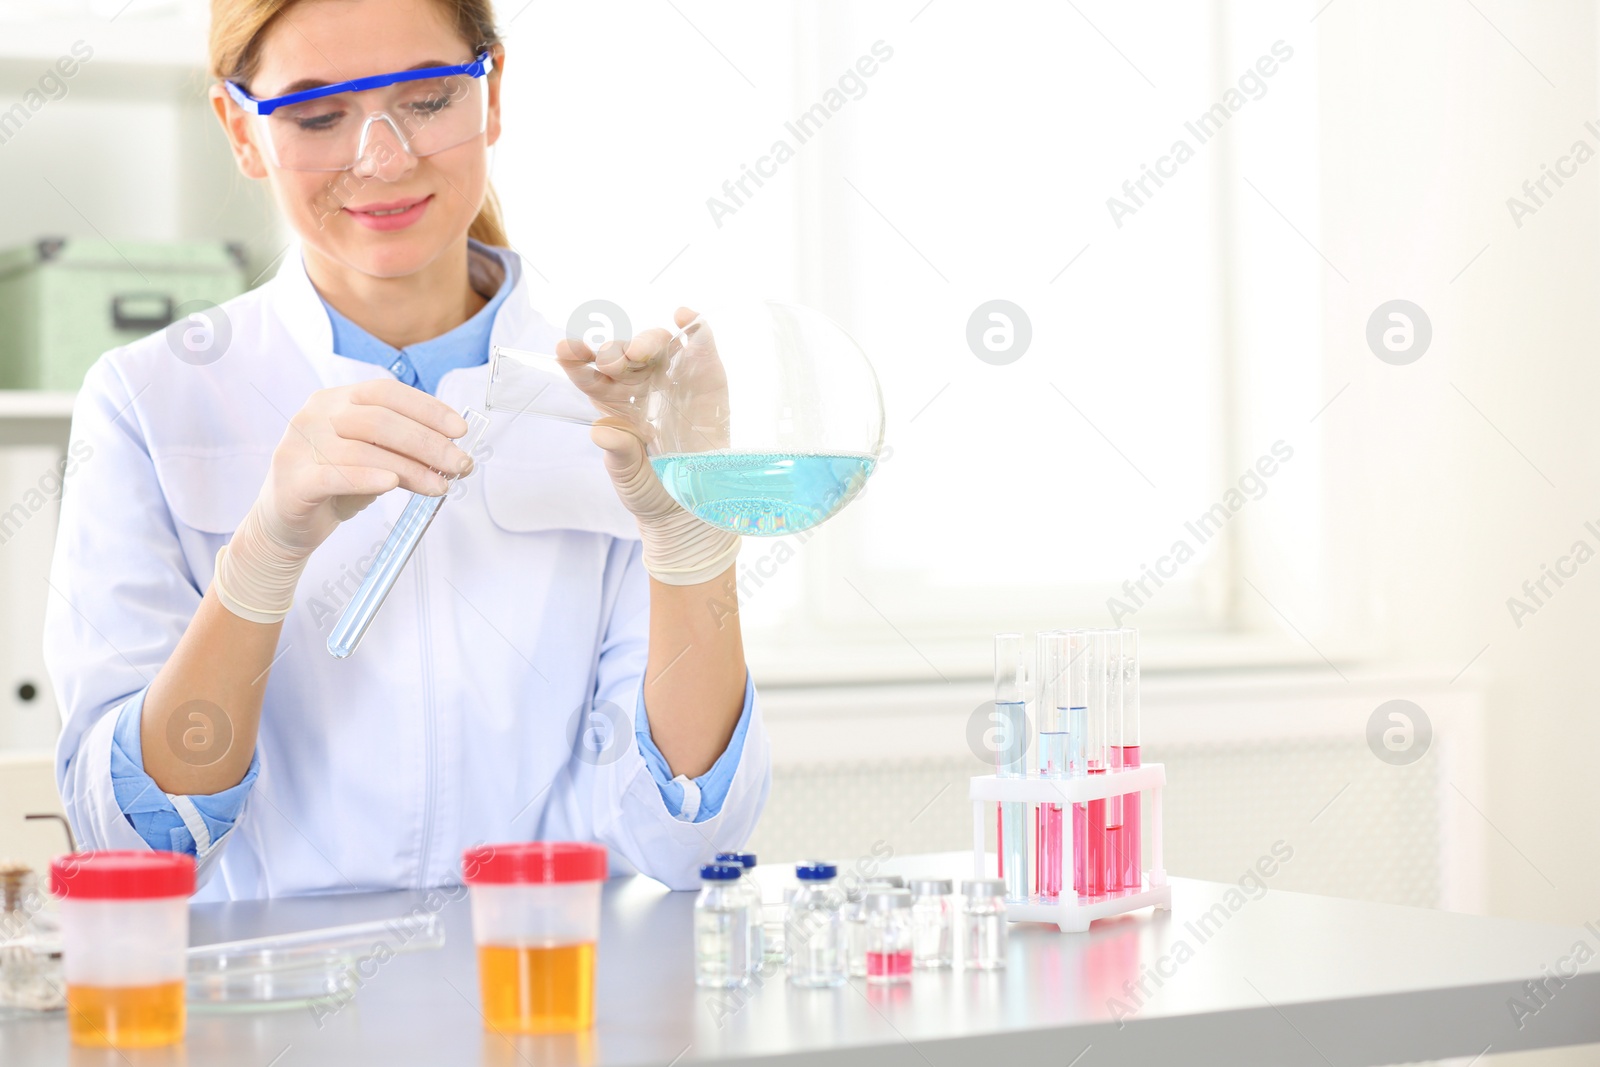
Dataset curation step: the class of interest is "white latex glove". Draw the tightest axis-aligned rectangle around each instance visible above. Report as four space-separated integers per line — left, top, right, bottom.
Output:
557 307 741 586
212 379 473 623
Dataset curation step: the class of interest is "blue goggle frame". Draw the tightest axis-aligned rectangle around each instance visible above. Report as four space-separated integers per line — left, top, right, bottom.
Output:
225 51 495 117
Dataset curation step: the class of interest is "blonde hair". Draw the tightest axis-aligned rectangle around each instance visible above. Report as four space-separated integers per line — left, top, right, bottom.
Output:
209 0 510 247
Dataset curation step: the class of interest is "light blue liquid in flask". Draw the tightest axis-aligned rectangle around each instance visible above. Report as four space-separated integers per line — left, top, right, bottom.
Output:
649 449 877 536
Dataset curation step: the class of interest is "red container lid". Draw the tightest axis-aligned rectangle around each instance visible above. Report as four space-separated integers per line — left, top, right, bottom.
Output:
462 842 607 885
50 851 196 900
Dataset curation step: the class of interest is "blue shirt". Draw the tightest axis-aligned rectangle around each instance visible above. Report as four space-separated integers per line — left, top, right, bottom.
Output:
109 244 752 854
320 240 514 395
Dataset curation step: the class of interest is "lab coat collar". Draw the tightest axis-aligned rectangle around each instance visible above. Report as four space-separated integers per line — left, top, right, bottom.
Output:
485 249 539 348
264 247 339 386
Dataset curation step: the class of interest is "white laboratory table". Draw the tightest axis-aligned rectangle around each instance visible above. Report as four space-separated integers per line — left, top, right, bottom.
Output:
3 851 1598 1066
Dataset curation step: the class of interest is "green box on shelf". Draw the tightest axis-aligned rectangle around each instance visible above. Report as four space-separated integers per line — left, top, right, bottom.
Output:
0 238 248 390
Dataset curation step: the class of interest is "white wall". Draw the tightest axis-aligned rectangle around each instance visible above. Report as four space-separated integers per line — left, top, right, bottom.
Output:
1311 0 1600 928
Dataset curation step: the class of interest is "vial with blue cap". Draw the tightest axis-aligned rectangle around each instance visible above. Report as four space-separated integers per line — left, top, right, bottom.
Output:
786 861 847 988
715 852 763 977
694 864 750 989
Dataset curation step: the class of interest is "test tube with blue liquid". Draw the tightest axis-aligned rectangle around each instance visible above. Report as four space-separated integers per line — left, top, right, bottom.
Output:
993 633 1029 904
1034 631 1068 903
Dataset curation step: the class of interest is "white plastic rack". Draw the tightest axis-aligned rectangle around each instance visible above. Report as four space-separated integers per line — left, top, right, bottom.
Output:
970 763 1171 933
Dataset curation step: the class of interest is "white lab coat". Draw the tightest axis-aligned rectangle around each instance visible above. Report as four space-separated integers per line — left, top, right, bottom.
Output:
43 248 769 900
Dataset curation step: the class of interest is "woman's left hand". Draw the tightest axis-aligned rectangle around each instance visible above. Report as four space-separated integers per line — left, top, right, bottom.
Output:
556 307 740 586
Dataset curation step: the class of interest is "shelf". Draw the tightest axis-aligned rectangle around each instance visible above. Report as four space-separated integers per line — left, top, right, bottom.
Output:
0 391 75 420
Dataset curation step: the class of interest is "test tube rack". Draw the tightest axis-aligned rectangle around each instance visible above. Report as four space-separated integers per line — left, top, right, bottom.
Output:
969 763 1170 933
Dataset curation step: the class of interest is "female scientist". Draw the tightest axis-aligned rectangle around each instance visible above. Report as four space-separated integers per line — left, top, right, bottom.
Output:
42 0 768 899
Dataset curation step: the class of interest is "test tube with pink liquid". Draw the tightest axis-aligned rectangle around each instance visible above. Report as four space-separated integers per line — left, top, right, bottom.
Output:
1104 630 1127 893
1034 631 1068 903
1071 631 1109 897
1117 628 1142 891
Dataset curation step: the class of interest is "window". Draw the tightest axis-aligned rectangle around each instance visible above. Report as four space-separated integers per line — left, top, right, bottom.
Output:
499 1 1321 676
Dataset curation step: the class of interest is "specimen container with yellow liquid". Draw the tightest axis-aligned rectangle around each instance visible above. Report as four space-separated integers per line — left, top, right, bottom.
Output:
462 841 607 1033
50 850 195 1048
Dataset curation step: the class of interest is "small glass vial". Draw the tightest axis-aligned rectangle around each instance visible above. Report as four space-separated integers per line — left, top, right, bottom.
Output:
0 863 34 931
960 878 1008 972
1 864 38 1007
764 887 795 963
864 888 914 984
787 862 847 988
909 878 953 969
844 884 867 977
715 852 763 977
52 851 195 1048
695 864 751 989
847 877 903 977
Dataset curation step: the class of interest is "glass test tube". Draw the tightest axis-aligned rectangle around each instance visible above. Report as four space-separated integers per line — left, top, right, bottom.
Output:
1066 630 1090 897
1034 631 1068 903
1080 631 1110 897
1119 628 1143 891
327 409 491 658
993 633 1028 905
1104 630 1126 894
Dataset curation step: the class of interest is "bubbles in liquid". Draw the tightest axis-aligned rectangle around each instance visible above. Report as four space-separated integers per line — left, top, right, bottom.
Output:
650 450 877 536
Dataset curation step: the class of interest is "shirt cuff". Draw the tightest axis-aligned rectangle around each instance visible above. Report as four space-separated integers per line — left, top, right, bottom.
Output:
110 688 259 857
634 672 754 824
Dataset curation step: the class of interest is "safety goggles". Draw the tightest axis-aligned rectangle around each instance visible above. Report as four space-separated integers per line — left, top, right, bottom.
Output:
224 52 494 173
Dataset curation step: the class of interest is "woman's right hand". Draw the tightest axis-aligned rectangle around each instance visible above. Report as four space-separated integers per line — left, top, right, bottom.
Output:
211 380 473 624
259 379 473 554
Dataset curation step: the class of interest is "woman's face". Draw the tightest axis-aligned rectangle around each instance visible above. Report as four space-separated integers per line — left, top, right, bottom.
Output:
212 0 502 280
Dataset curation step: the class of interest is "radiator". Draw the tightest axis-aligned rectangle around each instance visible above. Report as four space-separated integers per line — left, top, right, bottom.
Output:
752 668 1485 914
